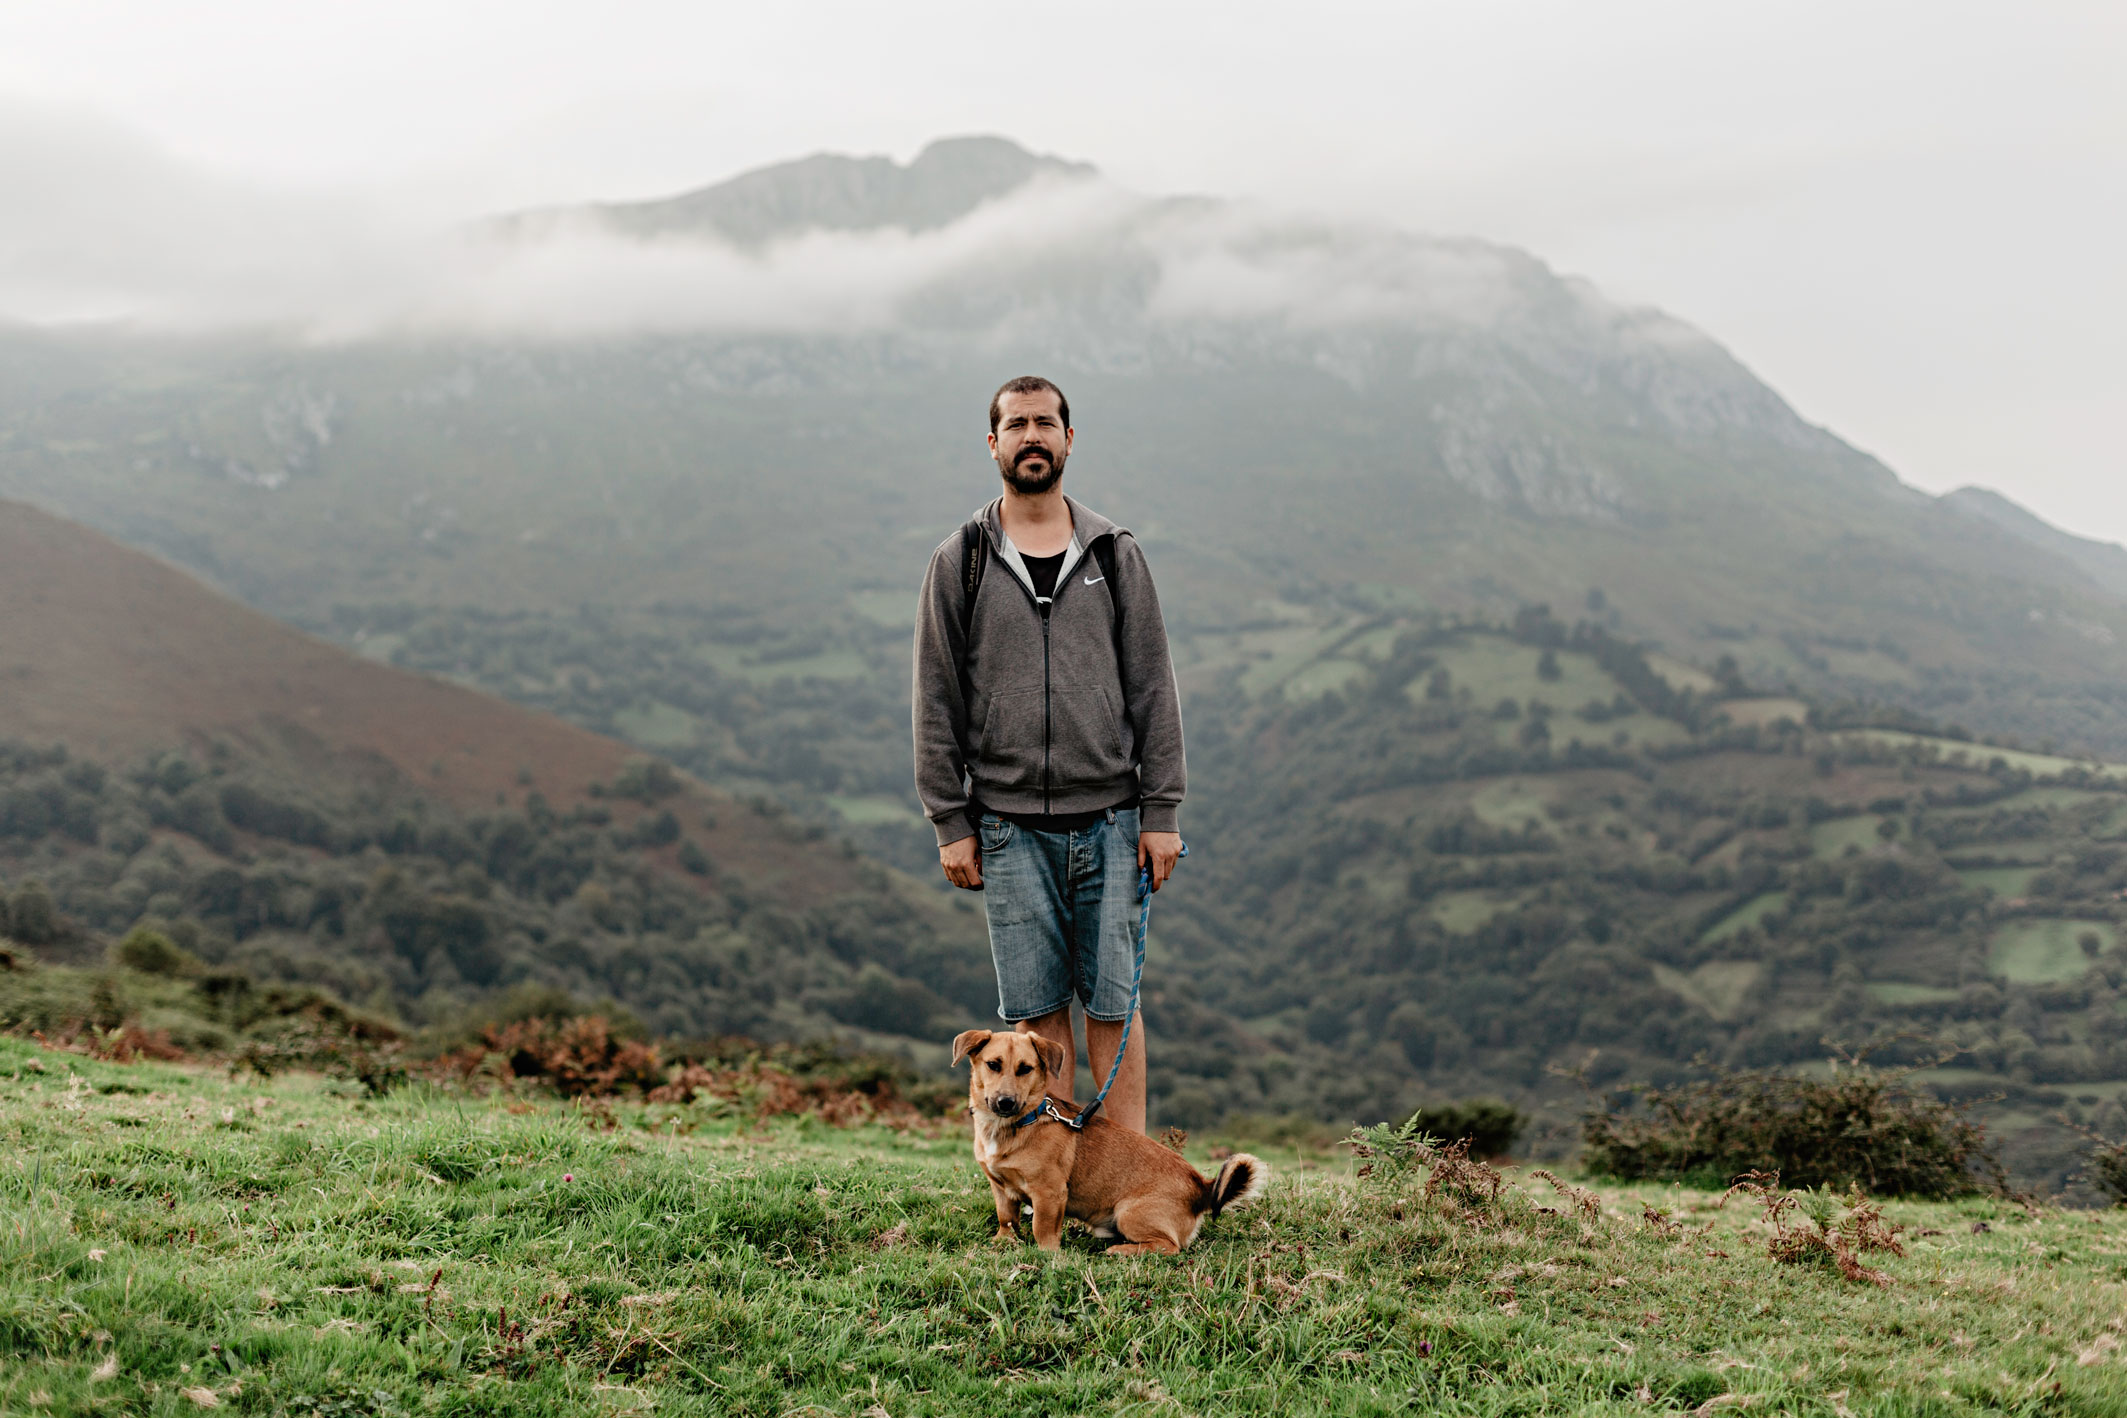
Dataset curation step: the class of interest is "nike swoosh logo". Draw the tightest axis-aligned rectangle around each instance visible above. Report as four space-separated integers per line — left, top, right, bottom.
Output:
1084 575 1105 585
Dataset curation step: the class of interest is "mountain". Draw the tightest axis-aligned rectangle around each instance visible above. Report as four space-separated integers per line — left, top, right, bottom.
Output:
8 137 2127 1180
1943 485 2127 604
489 135 1096 248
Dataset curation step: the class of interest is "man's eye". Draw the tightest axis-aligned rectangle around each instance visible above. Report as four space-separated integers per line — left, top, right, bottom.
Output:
1015 1063 1032 1075
987 1059 1002 1072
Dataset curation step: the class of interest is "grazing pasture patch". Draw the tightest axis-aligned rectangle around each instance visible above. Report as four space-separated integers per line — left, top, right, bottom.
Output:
1990 919 2118 983
1956 864 2042 897
1701 891 1787 942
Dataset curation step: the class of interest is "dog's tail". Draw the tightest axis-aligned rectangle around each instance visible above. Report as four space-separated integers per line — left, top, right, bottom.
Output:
1204 1153 1269 1219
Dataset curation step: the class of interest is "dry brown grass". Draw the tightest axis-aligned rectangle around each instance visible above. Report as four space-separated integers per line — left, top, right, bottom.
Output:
1720 1170 1907 1285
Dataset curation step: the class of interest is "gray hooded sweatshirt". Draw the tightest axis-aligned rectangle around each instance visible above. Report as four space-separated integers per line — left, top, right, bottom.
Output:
913 496 1184 848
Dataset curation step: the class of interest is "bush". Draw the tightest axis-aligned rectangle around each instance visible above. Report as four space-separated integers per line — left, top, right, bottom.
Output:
111 924 200 976
5 880 58 945
1415 1098 1526 1159
1580 1063 1997 1198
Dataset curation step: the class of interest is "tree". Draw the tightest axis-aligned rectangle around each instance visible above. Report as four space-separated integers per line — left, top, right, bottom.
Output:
5 879 58 945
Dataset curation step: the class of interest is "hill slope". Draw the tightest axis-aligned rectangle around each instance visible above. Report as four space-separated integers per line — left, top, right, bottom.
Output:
0 499 994 1041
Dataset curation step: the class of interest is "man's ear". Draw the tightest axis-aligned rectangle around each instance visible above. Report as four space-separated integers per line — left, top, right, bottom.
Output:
951 1029 994 1067
1030 1034 1067 1078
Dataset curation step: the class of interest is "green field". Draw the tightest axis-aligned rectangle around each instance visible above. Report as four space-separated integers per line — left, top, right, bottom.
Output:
612 699 699 750
1955 865 2042 898
1701 891 1787 943
11 1042 2127 1416
1426 889 1520 934
828 794 921 826
1989 919 2120 984
1865 982 1964 1007
1837 731 2127 783
1809 815 1886 858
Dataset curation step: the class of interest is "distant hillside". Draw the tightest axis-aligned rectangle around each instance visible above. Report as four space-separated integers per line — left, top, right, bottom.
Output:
1 497 627 813
0 499 995 1042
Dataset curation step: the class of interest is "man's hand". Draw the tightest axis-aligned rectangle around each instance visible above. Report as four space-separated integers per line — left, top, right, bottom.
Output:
940 835 983 891
1138 831 1182 892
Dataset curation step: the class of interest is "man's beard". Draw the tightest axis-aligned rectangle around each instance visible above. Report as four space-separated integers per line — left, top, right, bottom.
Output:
1000 444 1065 495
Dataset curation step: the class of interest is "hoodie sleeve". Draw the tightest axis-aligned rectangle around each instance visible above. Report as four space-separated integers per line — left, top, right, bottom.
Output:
1111 533 1186 833
912 535 976 847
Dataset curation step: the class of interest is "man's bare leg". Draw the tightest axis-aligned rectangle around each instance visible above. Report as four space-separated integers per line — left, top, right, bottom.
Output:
1016 1009 1076 1100
1085 1011 1147 1134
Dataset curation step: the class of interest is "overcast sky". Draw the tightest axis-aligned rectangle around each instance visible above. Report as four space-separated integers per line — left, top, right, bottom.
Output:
3 1 2120 543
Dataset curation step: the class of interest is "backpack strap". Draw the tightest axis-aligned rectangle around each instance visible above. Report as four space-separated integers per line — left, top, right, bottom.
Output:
1092 532 1126 669
956 515 988 648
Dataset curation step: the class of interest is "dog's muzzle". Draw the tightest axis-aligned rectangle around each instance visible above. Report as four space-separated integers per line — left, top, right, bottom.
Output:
989 1095 1022 1117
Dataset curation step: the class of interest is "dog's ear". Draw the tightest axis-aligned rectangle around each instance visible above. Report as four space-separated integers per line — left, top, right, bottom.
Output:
1028 1033 1067 1078
950 1029 994 1067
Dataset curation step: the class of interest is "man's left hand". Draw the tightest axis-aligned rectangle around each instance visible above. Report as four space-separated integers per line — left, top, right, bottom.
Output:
1138 831 1182 892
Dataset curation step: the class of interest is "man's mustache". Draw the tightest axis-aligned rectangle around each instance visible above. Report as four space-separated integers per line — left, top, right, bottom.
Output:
1014 445 1056 465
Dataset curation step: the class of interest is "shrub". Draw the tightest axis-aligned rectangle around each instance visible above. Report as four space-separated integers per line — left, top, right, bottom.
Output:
1416 1098 1526 1159
1721 1171 1906 1285
5 880 58 945
1580 1063 1997 1198
112 924 200 976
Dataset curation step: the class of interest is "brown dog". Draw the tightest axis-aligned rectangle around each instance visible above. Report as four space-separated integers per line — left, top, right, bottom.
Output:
951 1027 1267 1254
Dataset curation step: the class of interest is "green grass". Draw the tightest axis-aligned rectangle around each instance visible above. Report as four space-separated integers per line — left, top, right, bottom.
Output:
611 700 699 750
1990 919 2120 984
12 1040 2127 1415
1650 961 1762 1021
1837 731 2127 782
827 794 921 827
1809 816 1886 859
1701 891 1787 943
850 590 917 628
1956 865 2042 898
1864 982 1964 1007
1426 890 1520 934
692 644 870 684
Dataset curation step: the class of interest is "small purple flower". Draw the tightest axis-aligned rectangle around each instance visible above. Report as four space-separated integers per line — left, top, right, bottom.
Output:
1418 1340 1434 1358
562 1173 574 1183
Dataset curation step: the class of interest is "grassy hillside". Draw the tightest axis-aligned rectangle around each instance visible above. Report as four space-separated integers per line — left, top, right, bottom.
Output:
6 1040 2125 1416
0 499 993 1048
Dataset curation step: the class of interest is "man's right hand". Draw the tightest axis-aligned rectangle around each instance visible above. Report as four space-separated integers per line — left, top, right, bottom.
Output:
940 835 983 890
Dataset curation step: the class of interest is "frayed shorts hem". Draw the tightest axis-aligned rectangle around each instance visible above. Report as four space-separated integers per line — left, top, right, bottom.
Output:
996 997 1074 1025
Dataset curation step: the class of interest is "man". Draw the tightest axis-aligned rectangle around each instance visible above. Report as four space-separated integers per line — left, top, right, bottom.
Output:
913 375 1185 1134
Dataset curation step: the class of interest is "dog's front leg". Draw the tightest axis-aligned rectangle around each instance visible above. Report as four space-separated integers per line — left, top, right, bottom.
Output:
988 1181 1023 1241
1029 1189 1067 1250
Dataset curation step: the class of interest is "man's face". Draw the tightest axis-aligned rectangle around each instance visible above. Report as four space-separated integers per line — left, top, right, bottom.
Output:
989 389 1072 495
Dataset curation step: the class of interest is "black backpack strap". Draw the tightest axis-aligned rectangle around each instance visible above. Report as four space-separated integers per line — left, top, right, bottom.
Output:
956 515 988 648
1092 532 1125 665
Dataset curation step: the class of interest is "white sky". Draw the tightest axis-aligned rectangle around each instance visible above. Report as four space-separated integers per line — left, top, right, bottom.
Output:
3 0 2121 543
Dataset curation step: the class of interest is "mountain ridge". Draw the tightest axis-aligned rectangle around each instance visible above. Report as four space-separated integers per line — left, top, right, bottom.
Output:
488 134 1096 248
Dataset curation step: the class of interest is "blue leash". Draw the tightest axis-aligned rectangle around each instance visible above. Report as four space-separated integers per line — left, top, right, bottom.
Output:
1011 840 1186 1133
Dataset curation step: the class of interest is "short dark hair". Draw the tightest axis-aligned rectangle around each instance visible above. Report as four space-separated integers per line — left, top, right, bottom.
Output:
989 376 1070 435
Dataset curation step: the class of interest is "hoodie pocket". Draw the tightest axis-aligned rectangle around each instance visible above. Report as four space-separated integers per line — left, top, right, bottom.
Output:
1047 687 1129 787
976 689 1049 788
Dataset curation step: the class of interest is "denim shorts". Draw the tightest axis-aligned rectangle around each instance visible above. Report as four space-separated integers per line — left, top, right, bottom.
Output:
978 806 1141 1023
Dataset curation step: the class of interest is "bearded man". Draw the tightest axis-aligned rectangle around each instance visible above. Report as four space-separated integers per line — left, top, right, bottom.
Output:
912 375 1186 1133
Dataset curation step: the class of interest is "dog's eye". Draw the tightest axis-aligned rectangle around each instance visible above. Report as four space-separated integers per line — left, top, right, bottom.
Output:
987 1059 1002 1072
1015 1063 1033 1075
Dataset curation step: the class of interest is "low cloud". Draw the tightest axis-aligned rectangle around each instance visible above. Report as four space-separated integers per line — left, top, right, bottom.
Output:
0 101 1600 343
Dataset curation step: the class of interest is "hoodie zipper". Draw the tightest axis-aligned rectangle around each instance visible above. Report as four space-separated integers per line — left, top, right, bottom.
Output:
1041 612 1052 812
984 512 1101 815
